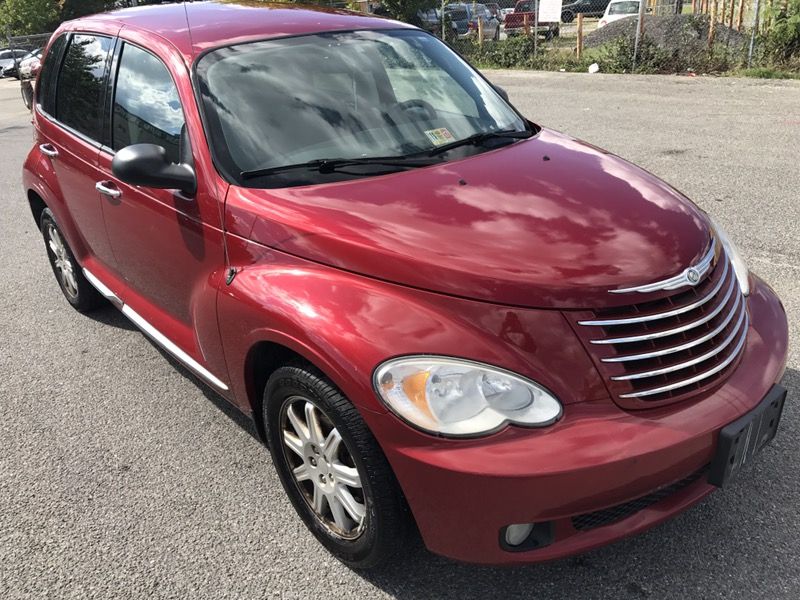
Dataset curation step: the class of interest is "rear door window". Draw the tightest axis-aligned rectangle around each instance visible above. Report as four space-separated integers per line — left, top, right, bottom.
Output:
55 34 114 142
111 43 185 164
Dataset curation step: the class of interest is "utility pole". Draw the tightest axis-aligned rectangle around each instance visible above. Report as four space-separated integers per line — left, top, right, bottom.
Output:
633 0 646 70
748 0 762 67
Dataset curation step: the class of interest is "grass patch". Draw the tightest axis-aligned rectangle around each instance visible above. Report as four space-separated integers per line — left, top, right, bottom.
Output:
734 67 800 79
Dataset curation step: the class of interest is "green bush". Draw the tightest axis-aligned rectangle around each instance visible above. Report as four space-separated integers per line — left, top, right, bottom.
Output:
461 36 596 72
459 31 746 75
760 0 800 65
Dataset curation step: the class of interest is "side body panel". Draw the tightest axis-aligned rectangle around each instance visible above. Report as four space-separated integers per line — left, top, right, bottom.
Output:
32 29 119 268
26 20 232 394
217 230 609 416
92 25 231 390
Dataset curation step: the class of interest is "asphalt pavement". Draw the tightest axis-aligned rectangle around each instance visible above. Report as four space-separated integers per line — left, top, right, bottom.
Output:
1 72 798 599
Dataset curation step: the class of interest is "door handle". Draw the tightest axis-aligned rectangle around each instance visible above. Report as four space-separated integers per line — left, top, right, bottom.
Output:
95 181 122 199
39 143 58 158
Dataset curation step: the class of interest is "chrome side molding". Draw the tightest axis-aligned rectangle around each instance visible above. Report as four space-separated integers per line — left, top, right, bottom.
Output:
82 268 122 306
82 267 229 392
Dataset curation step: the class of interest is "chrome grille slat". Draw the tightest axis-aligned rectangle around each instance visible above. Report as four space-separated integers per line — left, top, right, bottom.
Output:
610 304 746 381
590 272 736 345
618 316 749 398
609 238 716 294
601 290 742 363
578 258 729 327
577 244 748 404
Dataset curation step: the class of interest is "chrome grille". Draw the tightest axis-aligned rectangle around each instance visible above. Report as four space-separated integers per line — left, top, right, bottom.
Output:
574 244 748 406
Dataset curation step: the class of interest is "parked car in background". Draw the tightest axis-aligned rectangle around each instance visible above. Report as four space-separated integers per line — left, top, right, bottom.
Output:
560 0 611 22
18 49 42 79
504 0 559 38
485 2 502 19
24 0 789 571
0 48 30 78
598 0 640 27
416 8 442 34
444 3 501 40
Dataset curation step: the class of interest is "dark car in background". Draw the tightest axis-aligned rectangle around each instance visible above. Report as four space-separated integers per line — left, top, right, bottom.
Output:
444 2 501 40
560 0 612 22
485 2 502 19
416 7 443 34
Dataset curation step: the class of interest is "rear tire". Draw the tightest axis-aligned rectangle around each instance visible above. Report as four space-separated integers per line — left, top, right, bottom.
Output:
561 10 575 22
21 81 33 110
40 208 104 312
264 365 412 569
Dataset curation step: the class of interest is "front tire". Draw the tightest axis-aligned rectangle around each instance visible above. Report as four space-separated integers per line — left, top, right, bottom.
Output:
40 208 103 312
561 10 575 22
264 365 412 569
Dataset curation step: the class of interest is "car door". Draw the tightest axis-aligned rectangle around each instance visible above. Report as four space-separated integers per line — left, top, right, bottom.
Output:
95 39 228 371
35 32 118 268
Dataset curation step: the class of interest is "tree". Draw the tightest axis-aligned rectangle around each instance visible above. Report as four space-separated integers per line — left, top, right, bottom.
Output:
379 0 436 24
60 0 114 21
762 0 800 63
0 0 59 35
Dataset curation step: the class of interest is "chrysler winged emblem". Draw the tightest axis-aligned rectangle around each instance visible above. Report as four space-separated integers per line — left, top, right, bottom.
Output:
610 238 716 294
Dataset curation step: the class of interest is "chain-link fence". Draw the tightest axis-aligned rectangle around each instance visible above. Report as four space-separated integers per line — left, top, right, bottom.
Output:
5 32 53 111
362 0 797 74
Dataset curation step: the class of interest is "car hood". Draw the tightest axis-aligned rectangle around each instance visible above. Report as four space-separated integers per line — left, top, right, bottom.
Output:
225 128 711 309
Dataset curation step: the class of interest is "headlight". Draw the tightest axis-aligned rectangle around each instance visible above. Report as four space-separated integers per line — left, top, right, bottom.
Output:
711 218 750 296
373 357 562 437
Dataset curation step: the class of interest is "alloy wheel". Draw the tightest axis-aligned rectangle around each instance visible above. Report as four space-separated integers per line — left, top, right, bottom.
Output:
47 224 79 299
280 396 367 539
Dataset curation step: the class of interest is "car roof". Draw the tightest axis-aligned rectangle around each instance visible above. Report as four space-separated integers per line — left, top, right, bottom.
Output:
71 0 411 61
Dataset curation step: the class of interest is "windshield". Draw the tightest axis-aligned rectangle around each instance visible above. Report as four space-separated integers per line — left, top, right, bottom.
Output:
196 29 528 187
608 1 640 14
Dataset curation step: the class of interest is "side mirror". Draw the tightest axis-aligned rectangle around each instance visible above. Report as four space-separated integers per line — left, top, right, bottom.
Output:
493 84 510 103
112 144 196 196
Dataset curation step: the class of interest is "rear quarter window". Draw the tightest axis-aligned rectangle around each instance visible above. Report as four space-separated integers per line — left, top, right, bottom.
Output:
36 34 67 115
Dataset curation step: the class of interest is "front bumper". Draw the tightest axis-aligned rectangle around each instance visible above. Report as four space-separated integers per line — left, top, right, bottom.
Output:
367 275 788 564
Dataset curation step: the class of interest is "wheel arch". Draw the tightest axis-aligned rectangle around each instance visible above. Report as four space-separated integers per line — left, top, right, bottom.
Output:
27 189 48 228
244 340 311 443
241 334 374 445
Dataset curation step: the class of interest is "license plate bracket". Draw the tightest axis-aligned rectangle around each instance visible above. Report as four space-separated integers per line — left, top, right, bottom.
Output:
708 384 786 488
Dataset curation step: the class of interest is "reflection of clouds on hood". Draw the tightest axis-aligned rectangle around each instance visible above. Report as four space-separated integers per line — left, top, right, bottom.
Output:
117 49 183 135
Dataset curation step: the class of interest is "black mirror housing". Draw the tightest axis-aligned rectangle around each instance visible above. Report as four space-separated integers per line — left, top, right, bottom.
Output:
112 144 197 196
493 84 510 103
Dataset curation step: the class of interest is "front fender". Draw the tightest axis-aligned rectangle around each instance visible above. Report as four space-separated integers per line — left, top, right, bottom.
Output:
217 236 608 419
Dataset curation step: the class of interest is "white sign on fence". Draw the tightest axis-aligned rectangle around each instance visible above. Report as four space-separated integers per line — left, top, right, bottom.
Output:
538 0 563 23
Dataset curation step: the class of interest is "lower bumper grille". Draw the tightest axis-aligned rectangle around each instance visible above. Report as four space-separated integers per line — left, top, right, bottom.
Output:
571 468 708 532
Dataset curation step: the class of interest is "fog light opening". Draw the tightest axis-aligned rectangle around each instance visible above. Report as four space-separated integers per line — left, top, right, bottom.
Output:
504 523 534 547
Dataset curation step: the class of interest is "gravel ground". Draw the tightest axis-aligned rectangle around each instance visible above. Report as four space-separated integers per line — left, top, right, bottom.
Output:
1 72 799 599
584 14 748 53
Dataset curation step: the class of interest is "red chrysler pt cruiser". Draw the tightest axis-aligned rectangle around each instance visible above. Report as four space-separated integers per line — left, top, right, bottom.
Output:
23 1 788 568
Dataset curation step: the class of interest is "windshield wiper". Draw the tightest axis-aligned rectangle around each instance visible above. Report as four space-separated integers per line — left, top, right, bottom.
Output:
426 129 534 157
241 156 435 181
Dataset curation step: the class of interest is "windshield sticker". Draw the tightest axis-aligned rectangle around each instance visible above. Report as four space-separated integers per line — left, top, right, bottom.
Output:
424 127 455 146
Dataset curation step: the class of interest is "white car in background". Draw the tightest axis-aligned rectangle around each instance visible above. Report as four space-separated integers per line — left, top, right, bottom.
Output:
598 0 640 27
18 49 42 79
